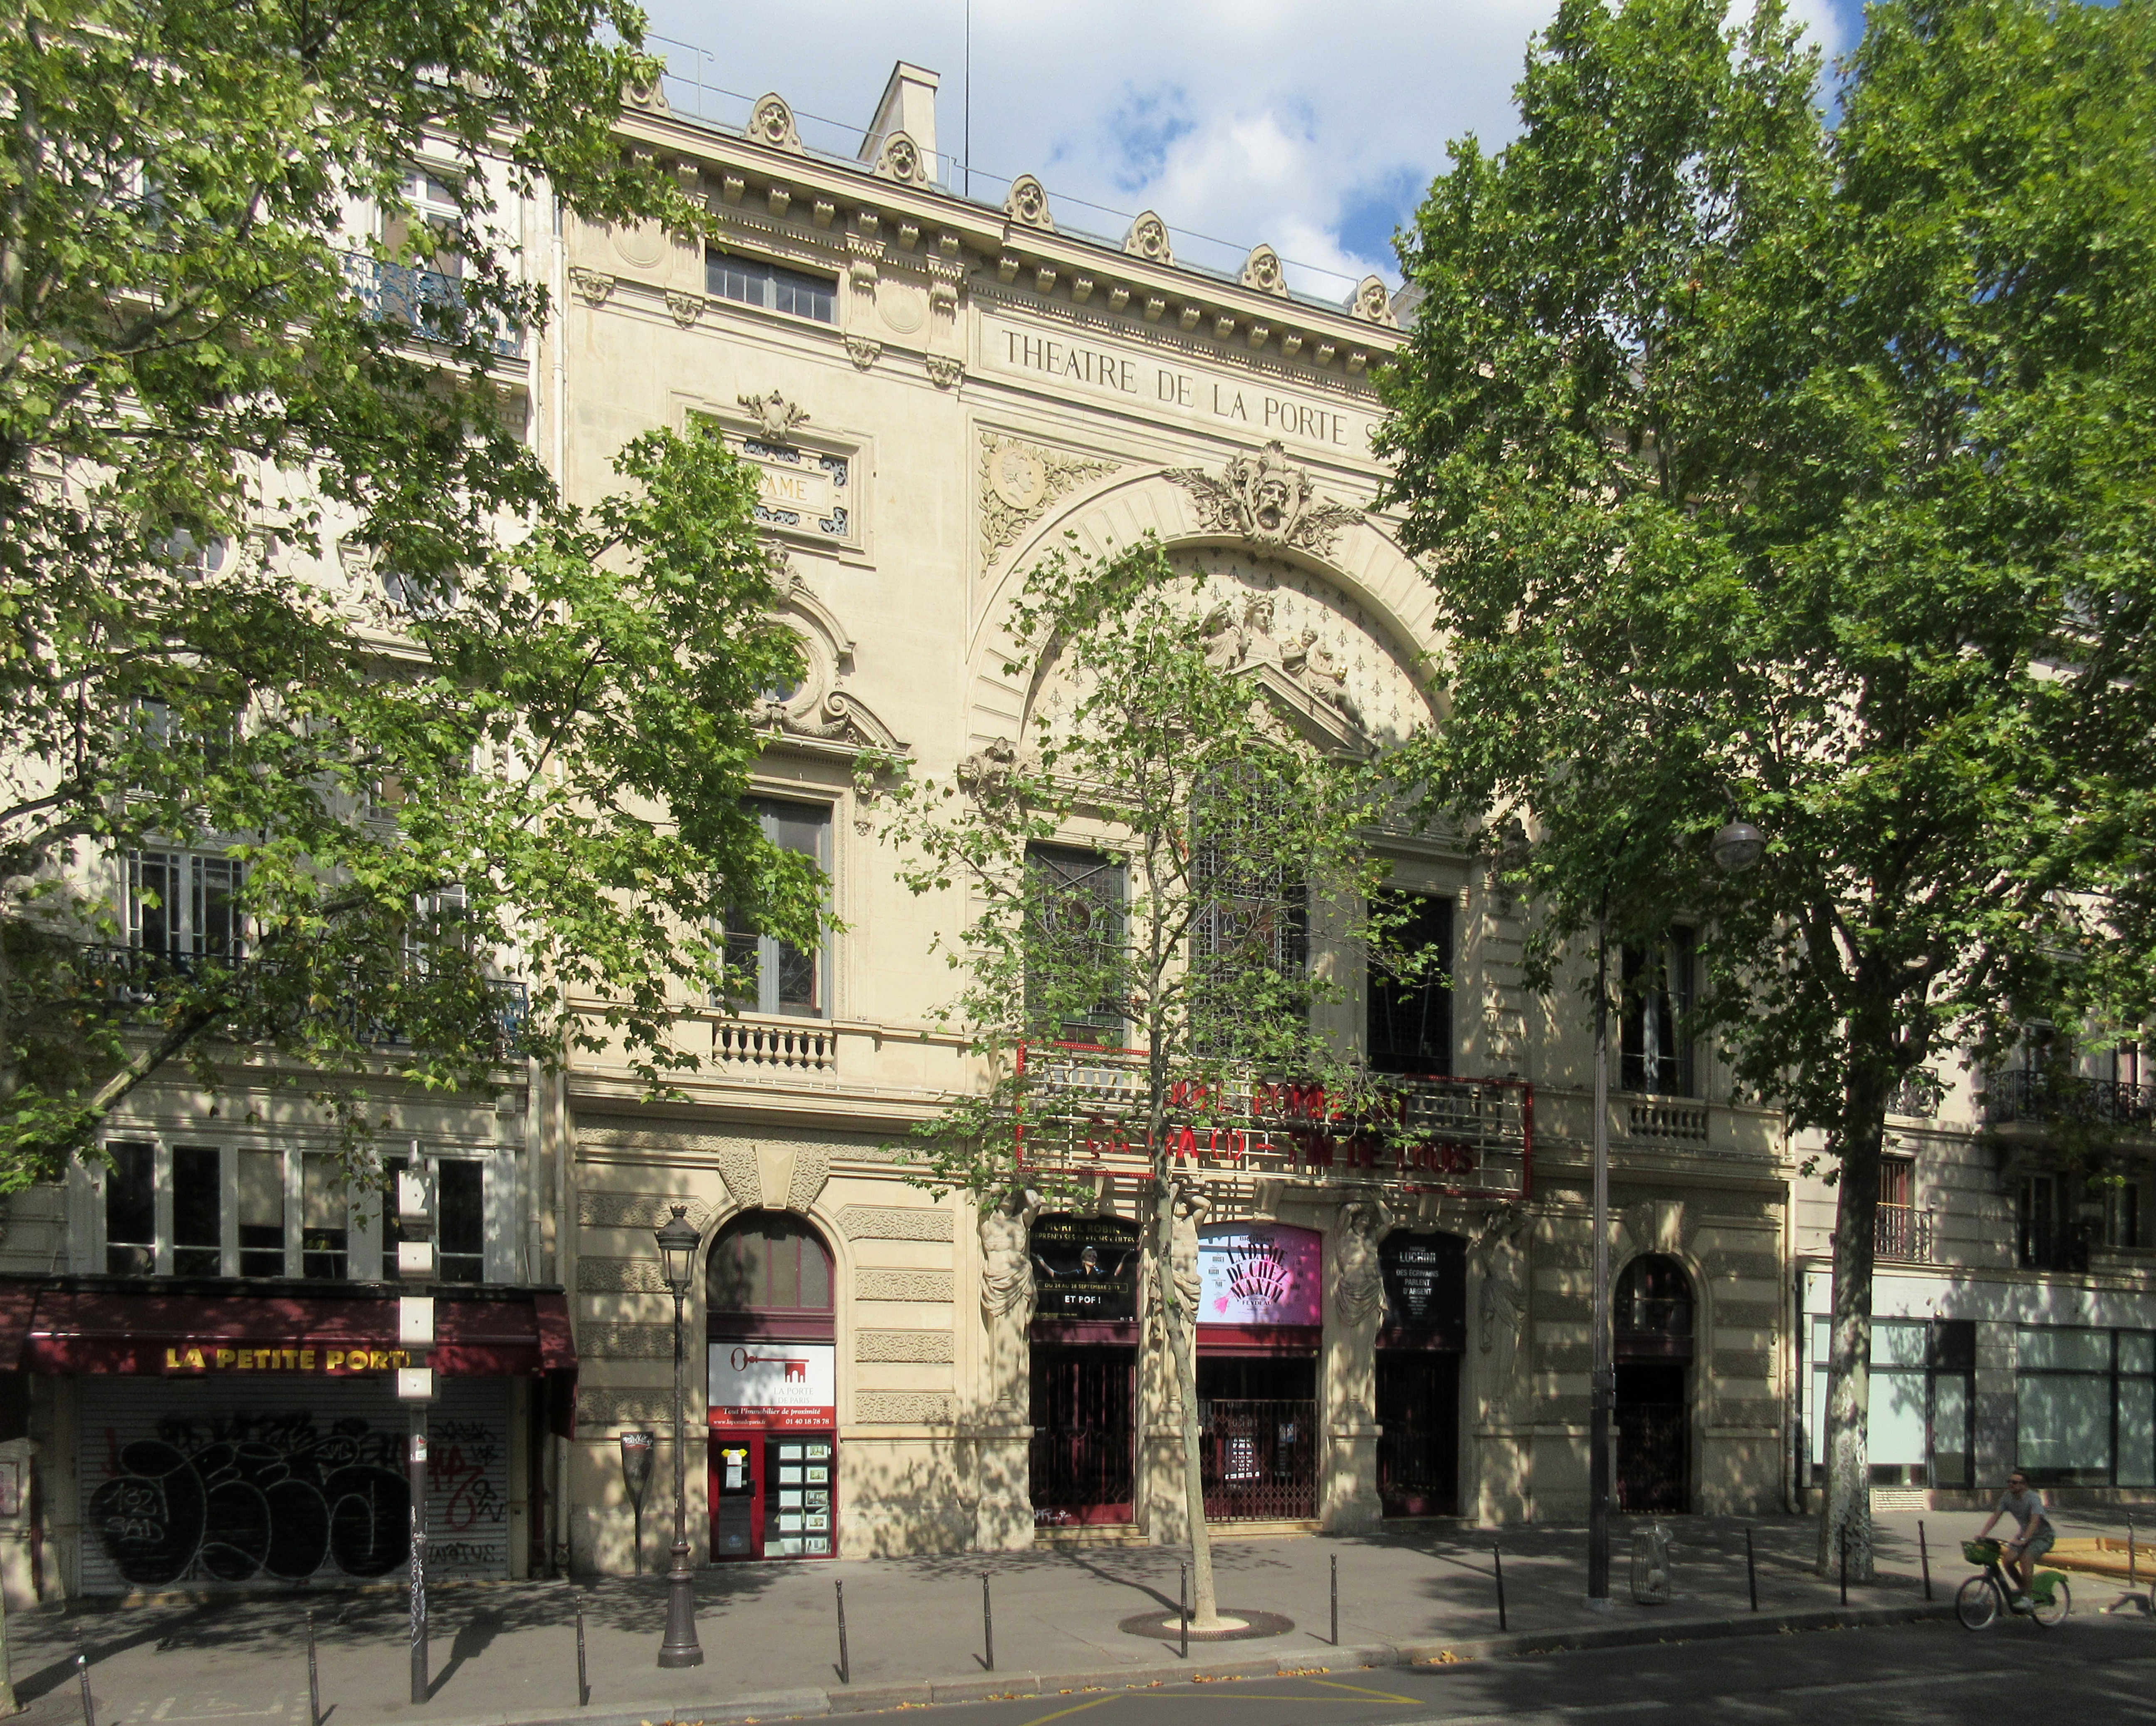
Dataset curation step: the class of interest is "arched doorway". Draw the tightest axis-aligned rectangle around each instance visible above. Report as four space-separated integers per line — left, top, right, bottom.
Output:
1613 1254 1693 1513
706 1211 837 1560
1376 1231 1467 1517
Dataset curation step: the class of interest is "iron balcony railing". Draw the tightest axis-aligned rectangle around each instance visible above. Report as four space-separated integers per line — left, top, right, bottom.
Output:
1985 1068 2156 1133
1011 1041 1533 1201
1874 1203 1934 1263
79 942 527 1052
339 254 522 359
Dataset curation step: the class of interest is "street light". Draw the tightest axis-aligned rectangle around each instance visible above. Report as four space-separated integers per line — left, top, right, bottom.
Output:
654 1204 705 1669
1587 808 1766 1610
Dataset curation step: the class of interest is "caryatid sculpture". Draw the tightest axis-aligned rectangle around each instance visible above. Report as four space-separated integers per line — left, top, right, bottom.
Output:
978 1187 1042 1408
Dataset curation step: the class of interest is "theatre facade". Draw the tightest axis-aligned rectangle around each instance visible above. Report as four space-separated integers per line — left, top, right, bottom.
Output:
553 64 1793 1571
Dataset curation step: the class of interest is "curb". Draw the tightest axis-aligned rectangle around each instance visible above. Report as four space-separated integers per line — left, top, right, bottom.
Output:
407 1597 1952 1726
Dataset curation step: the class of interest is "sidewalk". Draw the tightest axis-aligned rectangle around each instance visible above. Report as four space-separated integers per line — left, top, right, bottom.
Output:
12 1509 2136 1726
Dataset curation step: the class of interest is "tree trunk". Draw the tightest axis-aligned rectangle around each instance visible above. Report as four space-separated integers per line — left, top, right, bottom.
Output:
1154 1180 1222 1627
1815 1062 1891 1582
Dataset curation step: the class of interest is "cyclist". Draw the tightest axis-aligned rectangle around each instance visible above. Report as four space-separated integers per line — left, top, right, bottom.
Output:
1976 1470 2055 1607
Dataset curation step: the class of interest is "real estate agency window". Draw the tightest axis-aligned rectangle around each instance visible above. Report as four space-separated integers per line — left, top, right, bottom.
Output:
705 248 837 324
1367 890 1454 1076
1026 843 1125 1047
722 801 831 1019
2015 1326 2156 1487
1622 927 1696 1096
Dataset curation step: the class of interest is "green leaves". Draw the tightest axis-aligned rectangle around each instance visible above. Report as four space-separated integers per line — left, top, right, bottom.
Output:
1377 0 2156 1147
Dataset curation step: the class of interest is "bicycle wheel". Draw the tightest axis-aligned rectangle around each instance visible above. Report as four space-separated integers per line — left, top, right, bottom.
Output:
1956 1574 2000 1630
2031 1576 2070 1627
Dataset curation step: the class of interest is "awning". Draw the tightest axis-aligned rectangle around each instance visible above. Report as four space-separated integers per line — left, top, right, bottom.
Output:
12 1281 576 1378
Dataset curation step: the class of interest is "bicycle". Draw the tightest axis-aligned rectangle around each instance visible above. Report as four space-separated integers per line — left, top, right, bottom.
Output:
1957 1537 2071 1630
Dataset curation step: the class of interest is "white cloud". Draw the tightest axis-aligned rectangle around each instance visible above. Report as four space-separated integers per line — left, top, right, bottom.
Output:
638 0 1858 299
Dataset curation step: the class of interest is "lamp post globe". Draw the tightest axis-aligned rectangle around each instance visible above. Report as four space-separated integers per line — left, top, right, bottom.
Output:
654 1204 705 1668
1710 818 1766 874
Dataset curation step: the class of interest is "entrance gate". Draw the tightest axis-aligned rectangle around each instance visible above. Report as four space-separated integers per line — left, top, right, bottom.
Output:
1613 1254 1693 1514
1029 1345 1135 1525
1376 1353 1459 1516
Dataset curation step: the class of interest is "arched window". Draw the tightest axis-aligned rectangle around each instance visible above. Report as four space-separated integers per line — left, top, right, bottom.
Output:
1614 1255 1694 1355
707 1211 833 1335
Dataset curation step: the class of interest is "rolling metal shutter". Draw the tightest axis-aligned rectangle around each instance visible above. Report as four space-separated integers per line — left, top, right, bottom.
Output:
79 1375 510 1594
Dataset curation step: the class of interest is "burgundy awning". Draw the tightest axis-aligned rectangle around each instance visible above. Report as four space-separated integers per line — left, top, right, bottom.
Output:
19 1284 576 1379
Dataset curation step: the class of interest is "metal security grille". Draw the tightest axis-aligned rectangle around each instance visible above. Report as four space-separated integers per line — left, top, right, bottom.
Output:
78 1376 509 1593
1199 1398 1316 1520
1029 1347 1135 1526
1376 1353 1460 1517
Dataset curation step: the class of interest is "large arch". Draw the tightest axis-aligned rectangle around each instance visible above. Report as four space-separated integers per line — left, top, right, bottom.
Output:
964 465 1446 762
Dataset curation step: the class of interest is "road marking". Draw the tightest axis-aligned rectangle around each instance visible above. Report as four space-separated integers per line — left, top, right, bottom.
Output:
1016 1696 1120 1726
1302 1677 1424 1705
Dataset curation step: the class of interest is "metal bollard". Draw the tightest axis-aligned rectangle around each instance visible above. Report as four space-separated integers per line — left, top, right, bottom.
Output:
574 1589 589 1707
1746 1527 1758 1612
1330 1553 1338 1646
1919 1521 1933 1602
1493 1544 1508 1633
307 1609 321 1726
2132 1512 2139 1590
1179 1561 1189 1660
1839 1525 1848 1605
76 1644 95 1726
983 1571 994 1673
835 1580 850 1686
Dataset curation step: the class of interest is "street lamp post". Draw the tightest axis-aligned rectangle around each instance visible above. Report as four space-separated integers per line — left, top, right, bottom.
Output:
655 1204 705 1669
1587 814 1766 1610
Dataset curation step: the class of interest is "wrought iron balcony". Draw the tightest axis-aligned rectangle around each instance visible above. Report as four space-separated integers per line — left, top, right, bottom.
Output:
1984 1068 2156 1133
339 254 522 359
1874 1202 1933 1263
1011 1041 1532 1201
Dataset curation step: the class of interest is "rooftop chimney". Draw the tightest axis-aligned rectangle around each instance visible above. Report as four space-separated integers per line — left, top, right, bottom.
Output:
859 62 940 182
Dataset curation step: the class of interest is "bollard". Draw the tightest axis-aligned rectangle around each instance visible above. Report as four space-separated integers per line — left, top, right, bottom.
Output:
307 1609 321 1726
1919 1521 1933 1602
1746 1527 1758 1612
1179 1561 1189 1660
1839 1525 1848 1605
2132 1512 2139 1590
835 1580 850 1686
983 1571 994 1673
76 1644 95 1726
1330 1553 1338 1647
574 1589 589 1708
1493 1544 1508 1634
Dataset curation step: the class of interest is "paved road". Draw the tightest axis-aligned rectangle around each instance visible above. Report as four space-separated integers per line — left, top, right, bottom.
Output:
829 1616 2156 1726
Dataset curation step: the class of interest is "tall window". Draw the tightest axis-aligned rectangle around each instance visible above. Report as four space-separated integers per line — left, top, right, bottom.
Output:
104 1142 155 1275
1367 891 1453 1076
386 1154 486 1282
706 249 837 323
722 801 830 1018
130 850 244 967
1026 844 1125 1046
173 1146 221 1276
1189 769 1308 1060
1622 928 1696 1096
385 167 463 275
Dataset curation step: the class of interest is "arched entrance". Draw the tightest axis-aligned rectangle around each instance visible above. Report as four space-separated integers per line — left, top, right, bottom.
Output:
1613 1254 1693 1513
1376 1231 1467 1516
706 1211 837 1560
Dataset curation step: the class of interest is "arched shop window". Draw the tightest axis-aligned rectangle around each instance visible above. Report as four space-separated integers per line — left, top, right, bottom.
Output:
707 1211 833 1330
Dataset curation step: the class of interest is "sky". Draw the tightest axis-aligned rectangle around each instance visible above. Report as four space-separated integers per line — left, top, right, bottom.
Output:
638 0 1868 302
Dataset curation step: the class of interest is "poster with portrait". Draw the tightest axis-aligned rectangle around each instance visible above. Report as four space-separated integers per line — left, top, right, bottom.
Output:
1031 1215 1140 1320
1197 1224 1322 1326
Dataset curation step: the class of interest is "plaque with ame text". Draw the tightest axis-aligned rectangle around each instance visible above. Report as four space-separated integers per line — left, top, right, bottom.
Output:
1382 1231 1466 1330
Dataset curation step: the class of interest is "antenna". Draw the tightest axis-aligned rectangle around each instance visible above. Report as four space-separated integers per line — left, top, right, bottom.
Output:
964 0 972 198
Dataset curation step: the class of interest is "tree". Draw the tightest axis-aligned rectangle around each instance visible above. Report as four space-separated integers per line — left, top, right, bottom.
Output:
0 0 824 1181
878 540 1405 1625
1376 0 2156 1577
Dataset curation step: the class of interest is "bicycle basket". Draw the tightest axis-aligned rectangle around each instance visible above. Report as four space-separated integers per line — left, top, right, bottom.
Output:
1963 1538 2002 1565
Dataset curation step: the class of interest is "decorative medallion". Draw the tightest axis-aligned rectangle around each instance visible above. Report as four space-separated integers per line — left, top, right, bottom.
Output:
1241 244 1288 297
1165 440 1363 556
737 389 808 444
978 433 1115 566
611 219 668 270
1123 211 1173 265
622 75 669 114
748 93 802 152
875 130 930 185
877 280 926 334
1005 175 1054 231
1350 274 1398 327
